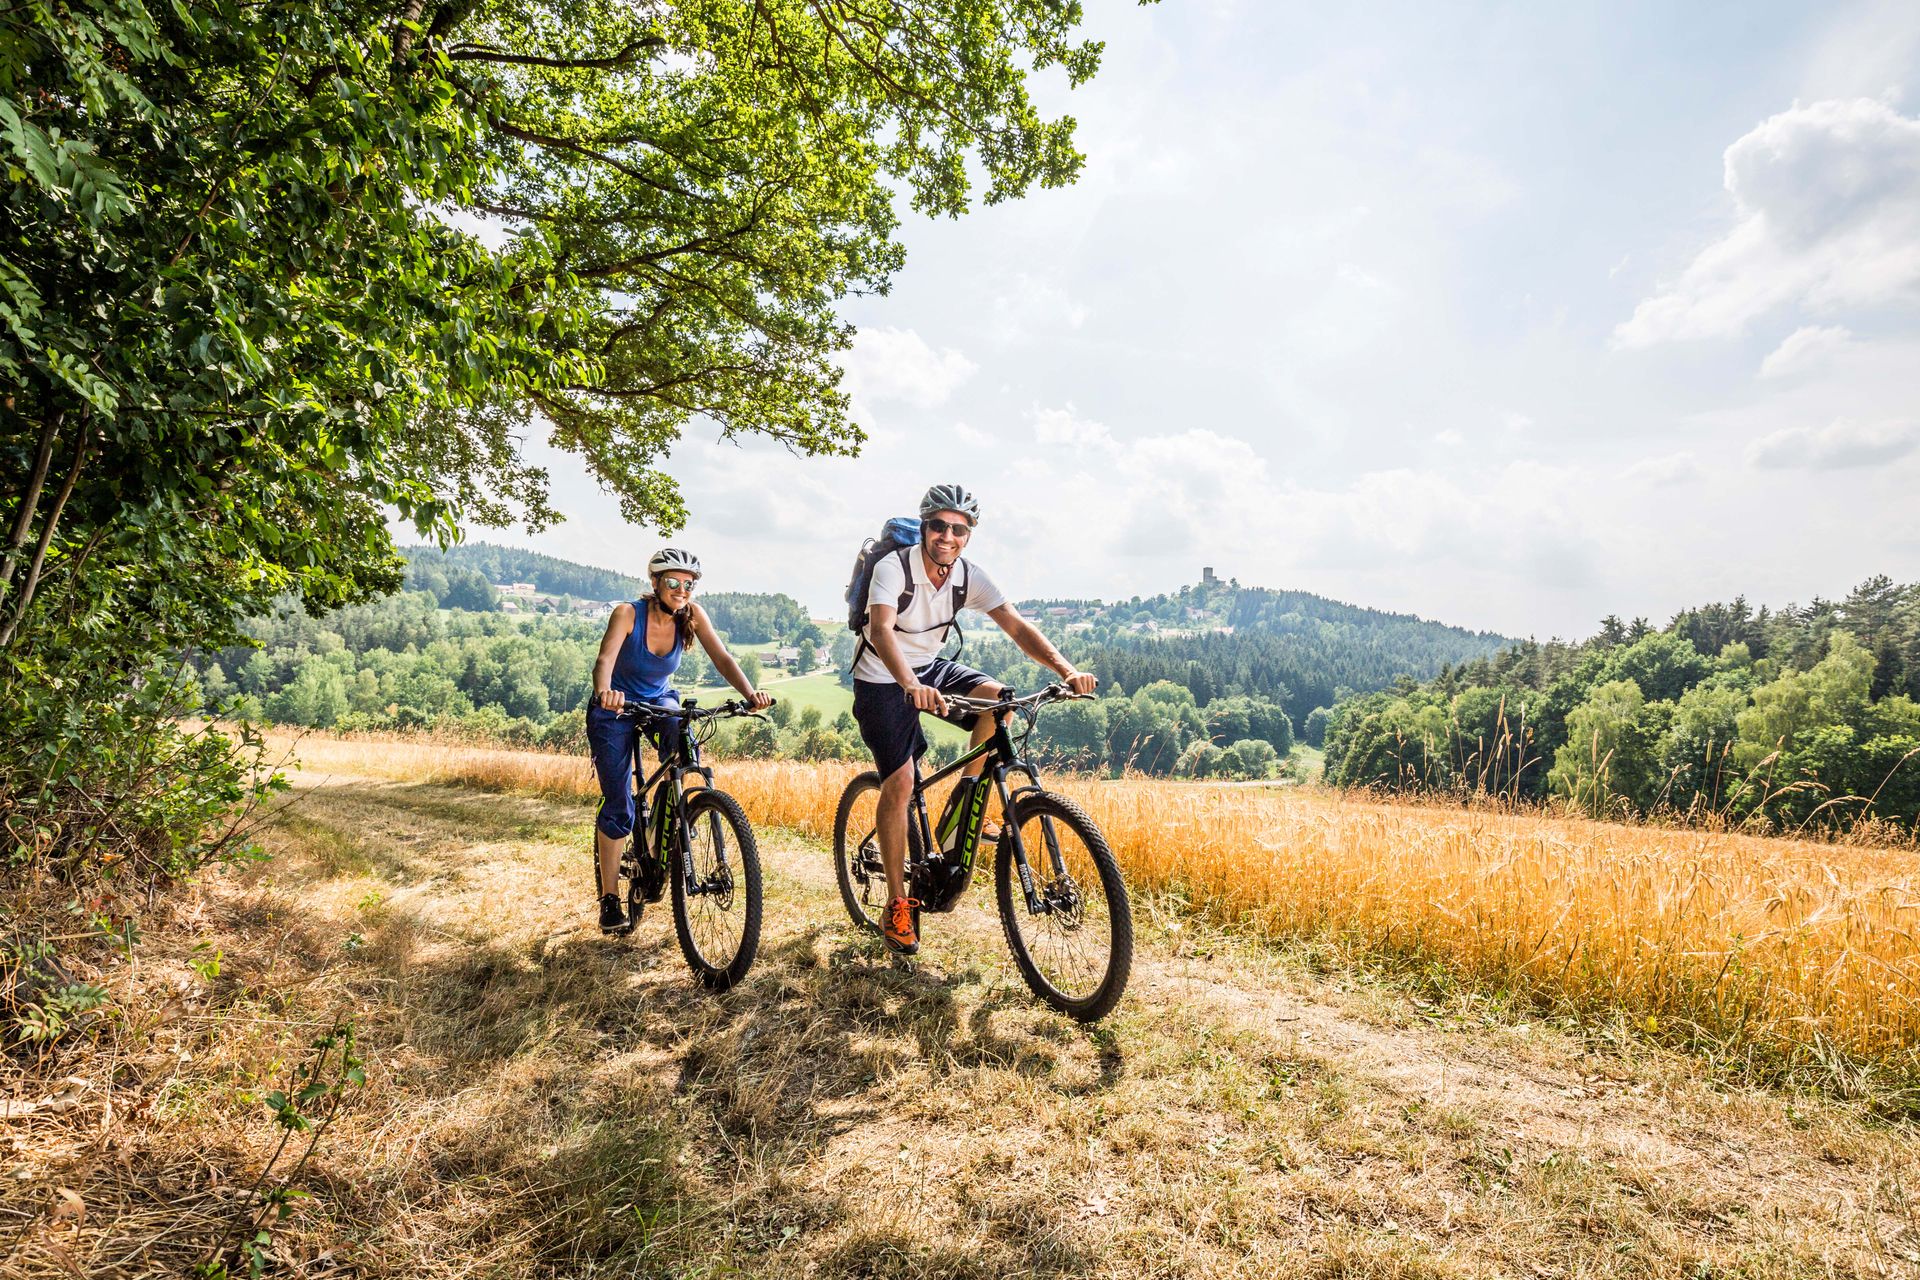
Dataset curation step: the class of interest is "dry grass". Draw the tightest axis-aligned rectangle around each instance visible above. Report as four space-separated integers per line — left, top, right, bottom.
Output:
275 731 1920 1093
6 774 1920 1278
1059 783 1920 1091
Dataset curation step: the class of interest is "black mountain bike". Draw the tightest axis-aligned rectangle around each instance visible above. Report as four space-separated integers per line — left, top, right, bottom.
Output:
831 684 1133 1022
603 698 768 991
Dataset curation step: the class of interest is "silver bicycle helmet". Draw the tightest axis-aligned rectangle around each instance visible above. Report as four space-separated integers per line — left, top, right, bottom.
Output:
647 547 702 579
919 483 980 525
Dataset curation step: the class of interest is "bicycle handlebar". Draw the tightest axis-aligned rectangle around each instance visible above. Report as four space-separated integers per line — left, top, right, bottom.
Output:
942 682 1092 716
611 697 774 721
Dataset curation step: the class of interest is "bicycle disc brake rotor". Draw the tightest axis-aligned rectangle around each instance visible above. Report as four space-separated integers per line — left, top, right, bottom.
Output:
856 837 884 896
1042 876 1085 928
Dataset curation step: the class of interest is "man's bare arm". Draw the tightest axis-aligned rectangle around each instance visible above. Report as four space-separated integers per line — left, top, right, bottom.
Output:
987 604 1096 692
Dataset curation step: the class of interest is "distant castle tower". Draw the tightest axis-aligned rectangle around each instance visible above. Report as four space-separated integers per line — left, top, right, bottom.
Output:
1202 566 1218 586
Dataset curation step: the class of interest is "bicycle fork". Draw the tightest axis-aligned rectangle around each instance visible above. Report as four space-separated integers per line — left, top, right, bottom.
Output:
663 777 731 898
994 772 1069 917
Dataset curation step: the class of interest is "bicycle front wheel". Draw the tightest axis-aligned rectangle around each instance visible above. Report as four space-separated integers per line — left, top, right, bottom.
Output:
670 788 763 991
995 792 1133 1022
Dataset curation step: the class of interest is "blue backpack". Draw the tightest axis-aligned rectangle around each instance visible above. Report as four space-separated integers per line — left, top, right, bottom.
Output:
844 516 970 665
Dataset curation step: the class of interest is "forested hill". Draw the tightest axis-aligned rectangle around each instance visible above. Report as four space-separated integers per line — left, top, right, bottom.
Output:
389 550 1513 738
1322 575 1920 831
403 544 646 602
978 579 1515 734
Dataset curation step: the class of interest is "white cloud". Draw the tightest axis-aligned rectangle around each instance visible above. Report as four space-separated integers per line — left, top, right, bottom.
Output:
1434 429 1464 447
1623 451 1703 487
1002 406 1602 610
1802 0 1920 102
989 274 1090 343
1031 405 1114 449
1758 324 1854 378
839 327 977 408
950 421 997 448
1502 412 1535 433
1748 418 1919 470
1614 98 1920 347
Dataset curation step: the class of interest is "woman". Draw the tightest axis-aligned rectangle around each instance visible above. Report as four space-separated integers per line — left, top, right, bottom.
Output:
586 547 771 934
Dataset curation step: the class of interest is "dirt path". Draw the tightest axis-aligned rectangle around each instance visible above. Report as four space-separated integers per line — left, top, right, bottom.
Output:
7 776 1918 1279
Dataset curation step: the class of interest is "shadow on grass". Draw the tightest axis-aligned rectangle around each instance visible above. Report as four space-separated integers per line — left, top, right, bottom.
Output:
171 786 1132 1277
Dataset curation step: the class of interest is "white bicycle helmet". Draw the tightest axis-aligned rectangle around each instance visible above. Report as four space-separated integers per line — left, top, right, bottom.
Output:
647 547 702 579
920 483 980 525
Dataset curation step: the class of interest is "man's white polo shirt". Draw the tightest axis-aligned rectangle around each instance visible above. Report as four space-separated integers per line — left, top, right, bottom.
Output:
853 548 1006 683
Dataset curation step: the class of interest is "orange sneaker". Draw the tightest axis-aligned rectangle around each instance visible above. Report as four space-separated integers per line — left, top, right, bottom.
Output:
884 896 920 955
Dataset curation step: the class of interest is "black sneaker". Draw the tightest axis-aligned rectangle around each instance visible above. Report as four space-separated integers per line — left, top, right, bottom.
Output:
598 893 628 935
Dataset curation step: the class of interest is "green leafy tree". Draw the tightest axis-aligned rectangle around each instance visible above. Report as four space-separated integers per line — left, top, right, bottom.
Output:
1549 680 1664 816
272 666 350 729
3 0 1135 897
677 644 712 689
1218 739 1279 780
1174 739 1222 779
1303 706 1332 748
1656 682 1748 812
442 570 500 613
1032 698 1108 770
735 718 779 757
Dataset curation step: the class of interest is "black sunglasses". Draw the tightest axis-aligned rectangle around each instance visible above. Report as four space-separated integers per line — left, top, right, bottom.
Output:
923 517 973 538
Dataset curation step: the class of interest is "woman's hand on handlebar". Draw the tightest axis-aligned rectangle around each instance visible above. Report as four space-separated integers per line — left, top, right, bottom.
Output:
1063 670 1098 697
596 688 626 712
744 689 773 711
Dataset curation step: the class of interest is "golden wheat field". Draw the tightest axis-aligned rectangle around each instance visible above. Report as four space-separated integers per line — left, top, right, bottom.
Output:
270 730 1920 1087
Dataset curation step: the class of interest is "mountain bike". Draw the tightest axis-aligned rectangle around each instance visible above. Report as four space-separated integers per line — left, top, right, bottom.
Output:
603 698 768 991
832 684 1133 1022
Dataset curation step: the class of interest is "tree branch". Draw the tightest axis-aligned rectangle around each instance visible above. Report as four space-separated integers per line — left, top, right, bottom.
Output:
0 424 90 648
485 116 707 203
447 38 664 70
0 408 60 608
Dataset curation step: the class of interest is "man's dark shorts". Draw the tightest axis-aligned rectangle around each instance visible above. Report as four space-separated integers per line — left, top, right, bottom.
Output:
852 658 993 778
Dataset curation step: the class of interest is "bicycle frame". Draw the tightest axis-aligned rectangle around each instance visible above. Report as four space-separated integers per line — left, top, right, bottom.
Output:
623 710 723 897
909 702 1062 916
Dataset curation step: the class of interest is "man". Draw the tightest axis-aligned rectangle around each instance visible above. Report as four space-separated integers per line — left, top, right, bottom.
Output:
852 483 1098 955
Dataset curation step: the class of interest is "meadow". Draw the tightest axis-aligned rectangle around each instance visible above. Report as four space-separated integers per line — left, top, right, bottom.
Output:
274 730 1920 1098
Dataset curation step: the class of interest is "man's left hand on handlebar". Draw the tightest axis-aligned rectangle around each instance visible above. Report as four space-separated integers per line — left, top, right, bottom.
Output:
1063 670 1098 697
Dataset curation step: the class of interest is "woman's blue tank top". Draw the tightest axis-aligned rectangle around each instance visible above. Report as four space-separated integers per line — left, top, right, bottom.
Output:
609 599 685 701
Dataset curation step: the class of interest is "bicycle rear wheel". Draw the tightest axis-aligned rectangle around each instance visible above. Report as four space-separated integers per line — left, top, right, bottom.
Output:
995 792 1132 1022
670 788 763 991
833 771 932 935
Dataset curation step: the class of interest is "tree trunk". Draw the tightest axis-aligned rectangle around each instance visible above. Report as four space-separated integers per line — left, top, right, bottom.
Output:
0 426 90 649
392 0 430 64
0 409 62 607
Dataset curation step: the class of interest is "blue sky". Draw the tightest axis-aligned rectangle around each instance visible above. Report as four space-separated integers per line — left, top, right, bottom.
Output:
494 0 1920 639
